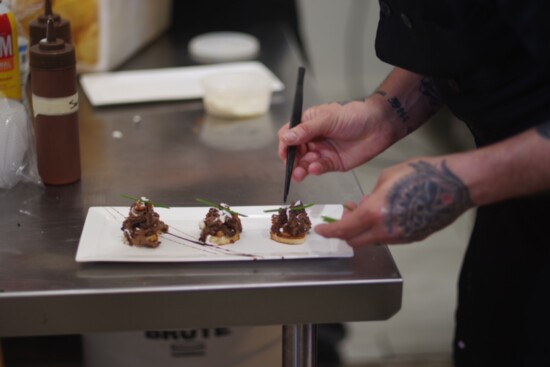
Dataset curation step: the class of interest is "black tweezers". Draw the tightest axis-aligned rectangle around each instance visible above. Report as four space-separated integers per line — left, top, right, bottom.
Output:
283 66 306 203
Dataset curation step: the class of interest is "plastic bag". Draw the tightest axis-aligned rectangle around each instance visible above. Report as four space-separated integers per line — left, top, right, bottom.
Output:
0 98 41 189
0 1 41 189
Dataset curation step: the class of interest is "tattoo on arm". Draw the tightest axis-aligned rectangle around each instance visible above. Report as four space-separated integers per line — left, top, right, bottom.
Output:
536 121 550 139
375 81 442 131
385 160 472 240
419 77 443 108
387 97 410 123
374 90 410 124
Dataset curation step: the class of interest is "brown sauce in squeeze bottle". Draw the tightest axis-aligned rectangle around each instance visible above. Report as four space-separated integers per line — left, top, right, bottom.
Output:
28 0 71 46
30 18 80 185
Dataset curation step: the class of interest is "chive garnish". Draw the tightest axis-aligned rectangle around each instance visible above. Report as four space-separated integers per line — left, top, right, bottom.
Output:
120 194 170 208
263 203 315 213
195 198 248 217
321 216 338 223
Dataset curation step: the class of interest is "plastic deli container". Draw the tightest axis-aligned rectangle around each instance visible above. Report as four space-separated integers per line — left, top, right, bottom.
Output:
201 72 272 119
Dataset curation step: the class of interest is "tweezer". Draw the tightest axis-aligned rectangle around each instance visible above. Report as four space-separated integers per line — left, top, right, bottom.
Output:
283 66 306 203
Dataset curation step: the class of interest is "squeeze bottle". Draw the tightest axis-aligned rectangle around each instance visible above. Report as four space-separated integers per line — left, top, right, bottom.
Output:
30 18 80 185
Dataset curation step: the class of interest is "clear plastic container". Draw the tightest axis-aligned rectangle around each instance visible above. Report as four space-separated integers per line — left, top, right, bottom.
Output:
0 99 29 189
201 72 272 119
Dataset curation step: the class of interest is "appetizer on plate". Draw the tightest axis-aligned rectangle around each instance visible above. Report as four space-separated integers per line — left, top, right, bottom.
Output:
198 202 243 245
270 201 312 245
121 197 169 248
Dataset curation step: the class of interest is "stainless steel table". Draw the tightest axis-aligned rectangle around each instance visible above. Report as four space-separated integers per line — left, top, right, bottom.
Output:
0 24 402 366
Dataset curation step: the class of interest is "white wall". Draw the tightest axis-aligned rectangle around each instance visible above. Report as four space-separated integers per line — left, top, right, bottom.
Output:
298 0 393 102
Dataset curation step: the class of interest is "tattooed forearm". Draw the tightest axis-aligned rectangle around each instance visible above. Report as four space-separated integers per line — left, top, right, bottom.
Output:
535 121 550 139
372 90 411 124
385 160 472 241
419 77 443 108
387 97 410 123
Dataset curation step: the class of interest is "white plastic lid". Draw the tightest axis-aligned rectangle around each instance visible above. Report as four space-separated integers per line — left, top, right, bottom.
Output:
188 32 260 63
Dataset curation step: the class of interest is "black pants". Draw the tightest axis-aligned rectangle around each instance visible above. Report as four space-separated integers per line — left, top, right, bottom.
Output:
454 195 550 367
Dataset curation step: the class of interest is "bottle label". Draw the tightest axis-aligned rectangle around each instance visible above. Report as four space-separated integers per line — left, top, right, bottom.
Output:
32 93 79 117
0 6 22 100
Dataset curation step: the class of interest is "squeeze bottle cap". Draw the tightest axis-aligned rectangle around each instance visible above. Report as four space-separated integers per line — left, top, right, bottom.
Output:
29 0 71 46
30 18 75 69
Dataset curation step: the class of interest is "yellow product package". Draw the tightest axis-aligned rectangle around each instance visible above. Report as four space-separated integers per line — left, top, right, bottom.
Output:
0 2 21 100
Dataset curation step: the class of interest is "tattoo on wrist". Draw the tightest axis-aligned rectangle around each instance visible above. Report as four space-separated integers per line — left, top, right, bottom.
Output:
374 90 409 123
385 160 472 240
387 97 410 123
536 121 550 139
419 77 443 108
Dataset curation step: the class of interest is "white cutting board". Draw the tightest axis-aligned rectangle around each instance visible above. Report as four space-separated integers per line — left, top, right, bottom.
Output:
79 61 285 106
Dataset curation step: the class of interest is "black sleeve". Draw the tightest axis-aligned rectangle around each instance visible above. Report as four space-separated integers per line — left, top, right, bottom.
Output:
498 0 550 64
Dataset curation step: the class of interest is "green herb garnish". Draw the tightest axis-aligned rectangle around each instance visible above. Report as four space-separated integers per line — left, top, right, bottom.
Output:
321 216 338 223
195 198 248 217
263 203 315 213
120 194 170 209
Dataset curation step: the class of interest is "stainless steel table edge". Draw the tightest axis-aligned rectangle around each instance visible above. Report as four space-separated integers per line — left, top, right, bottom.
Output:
0 279 402 337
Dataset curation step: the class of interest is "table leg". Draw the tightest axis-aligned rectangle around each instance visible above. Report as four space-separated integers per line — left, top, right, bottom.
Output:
282 324 317 367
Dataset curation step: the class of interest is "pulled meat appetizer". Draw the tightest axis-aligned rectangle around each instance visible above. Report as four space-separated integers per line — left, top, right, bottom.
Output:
121 198 169 248
270 201 312 244
199 203 243 245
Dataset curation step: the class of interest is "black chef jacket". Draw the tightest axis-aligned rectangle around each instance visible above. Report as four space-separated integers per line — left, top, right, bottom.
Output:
376 0 550 146
374 1 550 366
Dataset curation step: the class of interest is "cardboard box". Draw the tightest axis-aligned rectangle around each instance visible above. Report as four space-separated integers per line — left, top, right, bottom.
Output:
9 0 172 72
83 327 281 367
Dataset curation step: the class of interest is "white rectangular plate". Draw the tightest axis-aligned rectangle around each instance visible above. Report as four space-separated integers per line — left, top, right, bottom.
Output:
79 61 285 106
76 205 352 262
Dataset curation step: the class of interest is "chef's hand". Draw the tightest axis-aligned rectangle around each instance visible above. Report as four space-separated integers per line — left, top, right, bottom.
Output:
278 100 394 182
315 157 473 246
